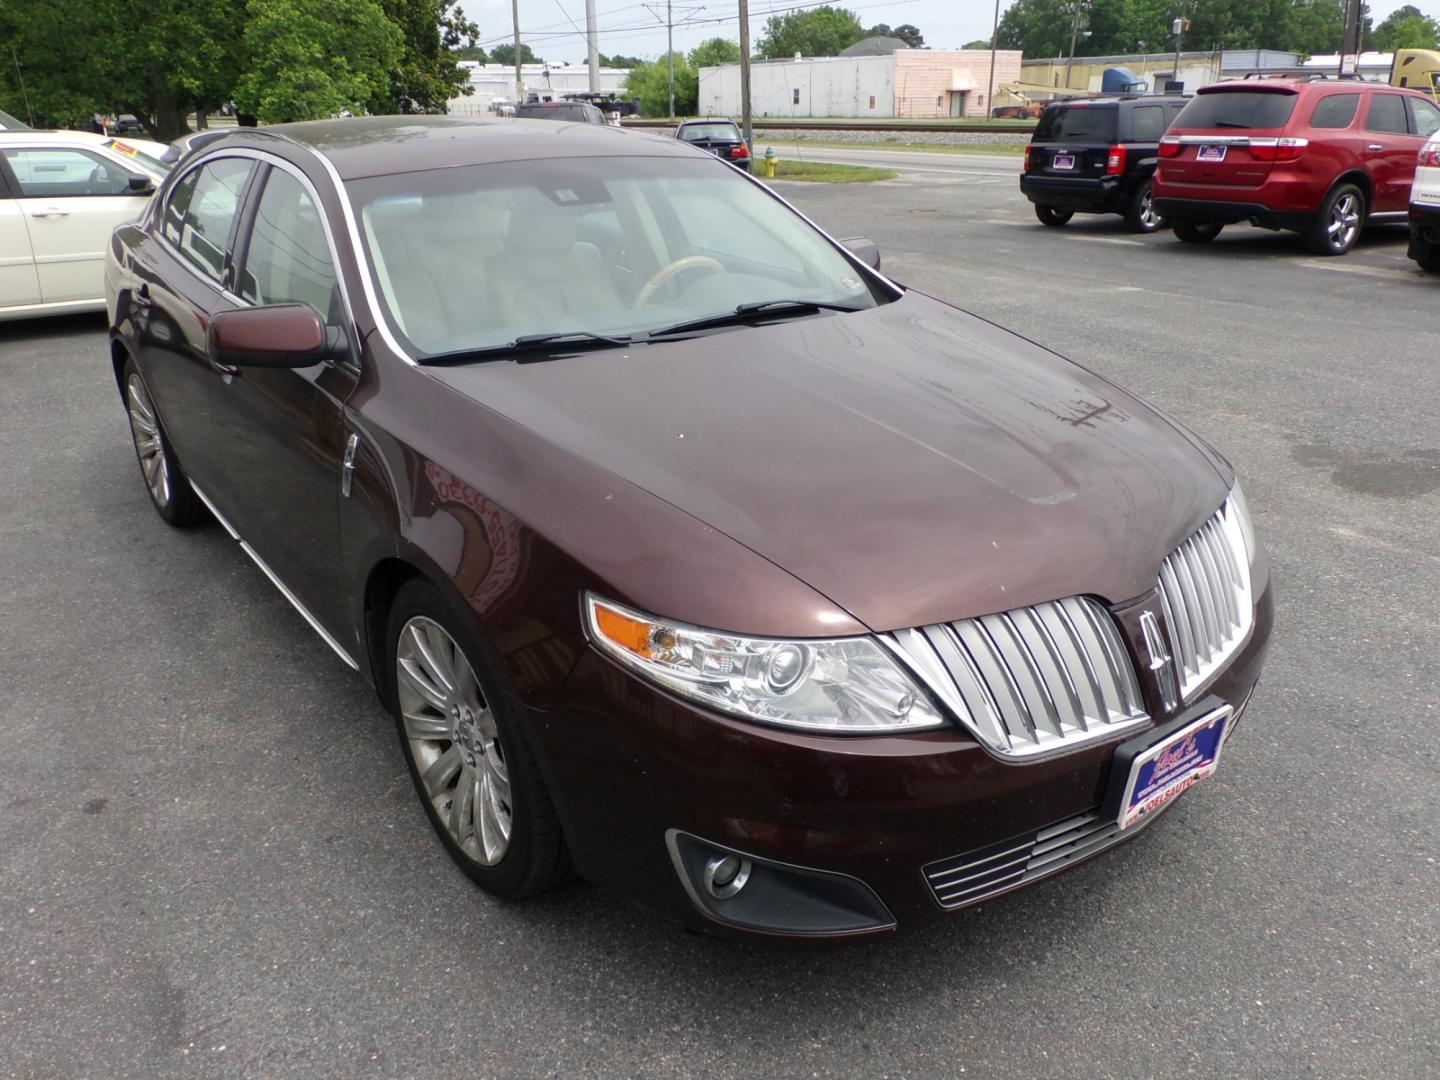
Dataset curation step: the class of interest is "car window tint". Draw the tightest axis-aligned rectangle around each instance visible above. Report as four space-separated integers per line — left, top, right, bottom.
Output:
239 168 338 319
680 124 741 141
1173 91 1297 130
1131 105 1167 141
169 158 252 283
1033 106 1117 142
1408 96 1440 139
1366 94 1410 135
0 148 135 197
1310 94 1359 129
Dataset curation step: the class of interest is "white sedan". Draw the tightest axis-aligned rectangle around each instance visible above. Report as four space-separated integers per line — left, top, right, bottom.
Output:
1 131 168 321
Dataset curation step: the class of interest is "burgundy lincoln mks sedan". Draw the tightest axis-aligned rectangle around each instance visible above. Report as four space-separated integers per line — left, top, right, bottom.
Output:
105 116 1272 941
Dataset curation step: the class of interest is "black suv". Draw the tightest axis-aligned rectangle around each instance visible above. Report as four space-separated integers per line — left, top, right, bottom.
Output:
1021 96 1188 232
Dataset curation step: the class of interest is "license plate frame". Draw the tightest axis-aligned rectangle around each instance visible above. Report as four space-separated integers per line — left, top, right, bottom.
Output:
1103 702 1233 830
1196 144 1228 163
1052 152 1076 171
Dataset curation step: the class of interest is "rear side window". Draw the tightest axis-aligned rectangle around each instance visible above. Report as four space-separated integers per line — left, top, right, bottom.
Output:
1173 91 1297 130
1310 94 1359 129
1033 106 1117 143
162 157 252 284
1366 94 1410 135
1409 96 1440 139
1130 105 1167 141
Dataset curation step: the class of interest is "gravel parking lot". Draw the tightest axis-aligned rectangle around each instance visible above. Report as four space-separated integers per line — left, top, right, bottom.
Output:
2 158 1437 1079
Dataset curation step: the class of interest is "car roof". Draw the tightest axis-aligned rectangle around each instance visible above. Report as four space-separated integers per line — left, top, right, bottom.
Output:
1200 77 1417 96
192 115 676 180
0 129 117 144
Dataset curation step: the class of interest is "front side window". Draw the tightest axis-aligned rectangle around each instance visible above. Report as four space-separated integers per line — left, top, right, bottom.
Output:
238 168 338 319
1408 96 1440 139
0 148 137 197
1310 94 1360 130
1365 93 1410 135
163 157 252 283
1130 105 1167 141
350 156 886 358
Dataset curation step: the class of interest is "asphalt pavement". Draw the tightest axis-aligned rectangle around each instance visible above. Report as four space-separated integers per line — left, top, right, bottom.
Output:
2 165 1437 1079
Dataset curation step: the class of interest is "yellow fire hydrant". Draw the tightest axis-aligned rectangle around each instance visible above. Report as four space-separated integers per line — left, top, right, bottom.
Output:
764 146 777 179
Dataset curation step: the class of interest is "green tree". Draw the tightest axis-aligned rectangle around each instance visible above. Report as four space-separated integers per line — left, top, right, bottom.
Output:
489 42 539 65
756 6 865 59
599 53 644 67
688 37 742 68
963 38 992 49
453 45 489 61
622 54 697 116
0 0 247 138
1372 4 1440 50
372 1 479 114
235 0 402 123
893 23 926 47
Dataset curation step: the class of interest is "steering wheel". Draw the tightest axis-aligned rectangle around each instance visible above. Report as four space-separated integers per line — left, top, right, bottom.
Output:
634 255 726 308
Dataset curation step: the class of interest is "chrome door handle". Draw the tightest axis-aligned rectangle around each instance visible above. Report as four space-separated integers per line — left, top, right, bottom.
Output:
340 433 359 498
29 206 68 218
1366 143 1384 152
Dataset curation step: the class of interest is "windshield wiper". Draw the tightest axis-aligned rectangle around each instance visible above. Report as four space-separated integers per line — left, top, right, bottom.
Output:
1211 121 1251 129
419 331 635 366
648 299 864 339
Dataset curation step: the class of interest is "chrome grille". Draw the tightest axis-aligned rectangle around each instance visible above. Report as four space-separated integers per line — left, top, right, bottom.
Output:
885 597 1148 760
925 811 1127 909
1157 499 1253 702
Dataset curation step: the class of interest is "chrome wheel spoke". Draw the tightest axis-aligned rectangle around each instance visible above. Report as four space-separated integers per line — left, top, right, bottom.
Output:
484 746 511 806
422 745 462 801
127 376 170 506
407 622 457 698
403 710 451 742
450 765 477 840
397 657 450 713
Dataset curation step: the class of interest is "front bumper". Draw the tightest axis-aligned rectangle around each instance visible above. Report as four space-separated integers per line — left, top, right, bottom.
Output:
527 578 1274 942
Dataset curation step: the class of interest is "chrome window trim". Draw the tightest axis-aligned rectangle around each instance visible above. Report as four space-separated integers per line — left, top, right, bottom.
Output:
190 481 359 671
154 152 256 290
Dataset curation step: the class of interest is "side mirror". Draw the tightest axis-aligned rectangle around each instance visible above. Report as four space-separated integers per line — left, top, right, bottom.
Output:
208 304 327 368
840 236 881 271
127 173 155 194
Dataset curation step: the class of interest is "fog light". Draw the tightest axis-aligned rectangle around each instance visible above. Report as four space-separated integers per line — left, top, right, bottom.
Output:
703 853 752 899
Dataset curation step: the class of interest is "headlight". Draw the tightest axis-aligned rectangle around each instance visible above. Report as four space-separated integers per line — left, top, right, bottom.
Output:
584 594 946 734
1227 481 1257 565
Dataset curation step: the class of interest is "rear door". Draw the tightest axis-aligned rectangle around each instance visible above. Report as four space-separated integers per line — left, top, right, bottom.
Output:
0 164 41 311
1159 88 1300 190
1031 104 1117 179
0 144 153 303
1363 92 1420 212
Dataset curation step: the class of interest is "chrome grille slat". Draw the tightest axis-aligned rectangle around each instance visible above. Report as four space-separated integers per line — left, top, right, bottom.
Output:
1157 498 1254 701
885 597 1149 760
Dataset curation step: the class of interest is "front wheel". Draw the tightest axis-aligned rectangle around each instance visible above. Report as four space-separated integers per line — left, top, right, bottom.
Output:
122 360 206 526
1172 219 1224 244
1305 183 1365 256
387 579 570 900
1125 180 1164 233
1035 204 1073 227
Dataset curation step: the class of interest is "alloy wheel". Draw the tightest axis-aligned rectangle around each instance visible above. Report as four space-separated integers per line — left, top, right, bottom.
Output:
126 374 170 508
1138 190 1159 230
1327 192 1361 251
396 616 512 866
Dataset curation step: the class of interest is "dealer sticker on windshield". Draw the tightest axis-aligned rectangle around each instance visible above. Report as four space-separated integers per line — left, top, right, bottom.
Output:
1112 705 1232 830
1197 144 1228 162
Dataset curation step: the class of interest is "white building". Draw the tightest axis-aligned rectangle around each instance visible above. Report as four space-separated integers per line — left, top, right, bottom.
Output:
446 62 633 116
698 49 1023 120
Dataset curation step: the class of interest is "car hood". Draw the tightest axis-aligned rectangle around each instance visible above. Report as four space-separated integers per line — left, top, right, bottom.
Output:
425 292 1229 632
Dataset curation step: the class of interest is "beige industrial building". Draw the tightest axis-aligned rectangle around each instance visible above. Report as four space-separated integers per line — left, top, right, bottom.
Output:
697 48 1022 120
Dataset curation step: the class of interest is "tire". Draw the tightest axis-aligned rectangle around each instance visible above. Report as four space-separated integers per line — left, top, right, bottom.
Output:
1172 219 1225 244
1124 180 1164 233
1304 183 1365 256
122 359 206 526
1035 204 1073 227
386 579 570 900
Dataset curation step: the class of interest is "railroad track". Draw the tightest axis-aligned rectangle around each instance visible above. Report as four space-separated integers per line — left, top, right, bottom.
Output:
619 119 1035 134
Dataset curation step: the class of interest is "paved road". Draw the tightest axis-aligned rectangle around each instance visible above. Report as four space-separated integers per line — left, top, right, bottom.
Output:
2 171 1437 1078
769 144 1023 178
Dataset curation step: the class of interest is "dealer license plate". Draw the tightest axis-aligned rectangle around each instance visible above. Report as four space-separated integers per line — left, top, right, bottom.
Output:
1109 705 1232 830
1052 153 1076 170
1197 144 1228 162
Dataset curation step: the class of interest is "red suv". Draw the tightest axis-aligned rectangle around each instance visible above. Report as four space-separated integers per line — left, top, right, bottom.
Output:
1153 78 1440 255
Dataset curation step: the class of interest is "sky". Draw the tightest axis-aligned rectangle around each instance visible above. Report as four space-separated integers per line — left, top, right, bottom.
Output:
465 0 1440 66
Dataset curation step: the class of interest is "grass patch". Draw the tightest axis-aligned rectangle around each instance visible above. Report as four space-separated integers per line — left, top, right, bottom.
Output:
770 160 896 182
771 138 1026 157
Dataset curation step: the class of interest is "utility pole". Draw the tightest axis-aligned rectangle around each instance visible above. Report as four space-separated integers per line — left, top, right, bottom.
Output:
739 0 752 147
1065 2 1088 91
586 0 599 92
512 0 524 103
667 0 675 118
1172 2 1188 91
985 0 1001 119
1339 0 1363 75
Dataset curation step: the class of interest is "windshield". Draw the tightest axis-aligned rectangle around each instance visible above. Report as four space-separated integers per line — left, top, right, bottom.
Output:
680 123 740 141
102 138 171 176
1033 105 1117 143
518 105 593 122
1175 90 1297 130
0 108 31 130
348 156 886 358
